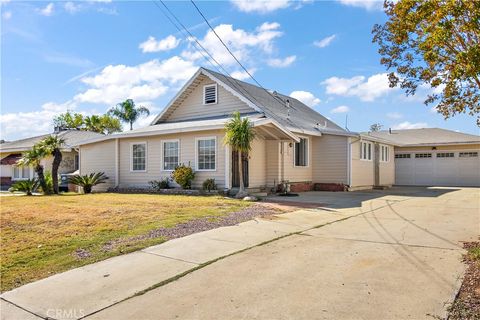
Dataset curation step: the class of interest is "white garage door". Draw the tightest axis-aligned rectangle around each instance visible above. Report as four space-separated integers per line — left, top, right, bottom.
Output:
395 151 480 187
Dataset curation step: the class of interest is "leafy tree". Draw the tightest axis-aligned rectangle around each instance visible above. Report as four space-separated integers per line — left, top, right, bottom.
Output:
370 123 383 132
224 111 255 198
53 111 122 134
8 179 39 196
108 99 150 130
16 146 50 195
372 0 480 125
39 135 65 194
69 172 109 194
53 112 84 130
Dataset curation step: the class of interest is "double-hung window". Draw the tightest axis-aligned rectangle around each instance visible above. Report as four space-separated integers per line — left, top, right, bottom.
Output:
294 138 308 167
360 141 373 161
162 140 179 171
12 166 31 180
196 137 216 171
131 142 146 172
380 145 389 162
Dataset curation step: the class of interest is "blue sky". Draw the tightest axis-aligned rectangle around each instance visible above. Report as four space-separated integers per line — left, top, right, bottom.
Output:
1 0 479 140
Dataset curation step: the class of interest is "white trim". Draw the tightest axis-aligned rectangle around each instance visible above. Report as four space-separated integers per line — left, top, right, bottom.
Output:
203 83 218 105
130 142 147 173
293 136 309 167
195 136 217 172
380 144 390 162
360 141 373 161
161 139 180 172
11 165 33 181
224 144 230 189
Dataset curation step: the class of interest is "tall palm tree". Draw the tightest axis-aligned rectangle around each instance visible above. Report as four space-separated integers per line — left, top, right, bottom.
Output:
108 99 150 130
40 135 65 194
16 146 49 195
224 111 255 198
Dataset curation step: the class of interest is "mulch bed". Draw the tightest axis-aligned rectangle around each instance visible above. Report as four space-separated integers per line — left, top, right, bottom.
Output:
448 241 480 320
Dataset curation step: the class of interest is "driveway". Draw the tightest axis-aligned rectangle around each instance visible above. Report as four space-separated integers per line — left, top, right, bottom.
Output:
2 187 478 319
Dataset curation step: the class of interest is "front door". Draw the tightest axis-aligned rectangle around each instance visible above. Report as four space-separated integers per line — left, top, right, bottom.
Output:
232 151 249 188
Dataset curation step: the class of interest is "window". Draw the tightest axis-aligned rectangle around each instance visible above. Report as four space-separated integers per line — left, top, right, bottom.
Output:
162 140 179 171
294 138 308 167
395 154 411 159
131 143 146 172
437 152 454 158
74 154 79 171
203 84 217 105
360 141 373 161
459 152 478 158
380 145 389 162
196 137 216 171
415 153 432 158
12 166 31 180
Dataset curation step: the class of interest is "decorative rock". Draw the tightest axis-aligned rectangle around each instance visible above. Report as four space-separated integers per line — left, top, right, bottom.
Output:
243 196 258 202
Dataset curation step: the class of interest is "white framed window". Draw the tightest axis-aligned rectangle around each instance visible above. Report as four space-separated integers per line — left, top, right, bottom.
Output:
12 166 32 180
203 84 217 105
360 141 373 161
131 142 147 172
437 152 454 158
162 139 180 171
380 145 389 162
459 152 478 158
196 137 216 171
415 153 432 158
395 153 411 159
294 137 309 167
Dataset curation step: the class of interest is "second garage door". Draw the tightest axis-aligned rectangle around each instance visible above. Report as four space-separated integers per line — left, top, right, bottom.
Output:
395 150 480 187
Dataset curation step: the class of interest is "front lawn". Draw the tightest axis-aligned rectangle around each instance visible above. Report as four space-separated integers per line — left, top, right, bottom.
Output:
0 193 253 292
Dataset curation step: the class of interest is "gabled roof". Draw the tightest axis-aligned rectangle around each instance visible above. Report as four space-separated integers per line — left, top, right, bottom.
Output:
365 128 480 147
0 130 104 153
151 67 355 137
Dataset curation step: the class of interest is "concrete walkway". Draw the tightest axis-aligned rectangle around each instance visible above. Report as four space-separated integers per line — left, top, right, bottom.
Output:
1 187 478 319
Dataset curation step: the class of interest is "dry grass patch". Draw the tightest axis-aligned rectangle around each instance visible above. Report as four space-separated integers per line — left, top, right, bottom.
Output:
0 193 251 292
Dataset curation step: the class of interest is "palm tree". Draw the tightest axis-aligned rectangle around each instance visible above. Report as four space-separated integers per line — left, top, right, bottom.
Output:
224 111 255 198
16 146 50 195
69 172 109 194
40 135 65 194
108 99 150 130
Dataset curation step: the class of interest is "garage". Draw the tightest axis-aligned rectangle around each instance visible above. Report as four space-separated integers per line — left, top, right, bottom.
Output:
366 128 480 187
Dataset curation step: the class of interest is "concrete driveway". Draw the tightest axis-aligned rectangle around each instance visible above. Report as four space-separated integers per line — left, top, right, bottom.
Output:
2 187 478 319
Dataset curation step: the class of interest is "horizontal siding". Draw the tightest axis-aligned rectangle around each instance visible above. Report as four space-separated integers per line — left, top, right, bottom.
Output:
248 138 266 187
265 140 280 187
80 140 116 191
166 77 255 122
282 137 313 183
312 135 348 184
379 145 395 185
350 140 374 187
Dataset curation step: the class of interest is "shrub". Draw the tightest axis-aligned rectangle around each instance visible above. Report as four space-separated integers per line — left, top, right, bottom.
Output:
171 164 195 189
69 172 109 194
39 171 54 194
202 178 217 192
8 179 39 196
149 178 170 191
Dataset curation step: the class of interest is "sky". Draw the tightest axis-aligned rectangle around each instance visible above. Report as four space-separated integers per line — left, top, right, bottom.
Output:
1 0 479 141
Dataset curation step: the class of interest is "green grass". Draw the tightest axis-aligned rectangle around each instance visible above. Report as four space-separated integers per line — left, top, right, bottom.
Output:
0 193 251 292
467 246 480 261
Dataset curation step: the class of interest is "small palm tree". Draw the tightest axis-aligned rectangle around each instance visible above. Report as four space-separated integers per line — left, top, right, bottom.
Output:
108 99 150 130
16 146 49 194
224 111 255 198
69 172 109 194
40 135 65 194
9 179 39 196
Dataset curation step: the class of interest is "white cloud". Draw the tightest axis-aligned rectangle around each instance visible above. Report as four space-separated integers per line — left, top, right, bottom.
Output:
230 68 256 81
2 10 11 19
267 55 296 68
314 34 336 48
392 121 428 130
386 112 403 119
322 73 396 101
289 91 320 107
139 35 181 53
330 105 350 113
38 3 54 16
64 2 81 14
337 0 383 10
231 0 291 13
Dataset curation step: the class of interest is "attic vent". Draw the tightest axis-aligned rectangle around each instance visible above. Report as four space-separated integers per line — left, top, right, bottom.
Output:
203 84 217 105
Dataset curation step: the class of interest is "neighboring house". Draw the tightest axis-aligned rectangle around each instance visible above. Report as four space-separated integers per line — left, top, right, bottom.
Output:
0 129 104 189
77 67 396 192
366 128 480 187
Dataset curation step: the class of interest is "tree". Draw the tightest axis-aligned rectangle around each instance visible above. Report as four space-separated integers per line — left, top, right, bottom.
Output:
69 172 109 194
370 123 383 132
39 135 65 194
372 0 480 125
53 111 84 130
53 111 122 134
16 146 50 195
224 111 256 198
108 99 150 130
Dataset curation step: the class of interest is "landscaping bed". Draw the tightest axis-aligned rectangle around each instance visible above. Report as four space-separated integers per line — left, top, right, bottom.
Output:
0 193 283 292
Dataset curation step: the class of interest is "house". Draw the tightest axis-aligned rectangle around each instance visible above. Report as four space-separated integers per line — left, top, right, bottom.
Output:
366 128 480 187
77 67 395 192
0 129 104 189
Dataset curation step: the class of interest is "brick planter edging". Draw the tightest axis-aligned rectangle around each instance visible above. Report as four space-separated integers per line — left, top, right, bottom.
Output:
107 187 222 196
314 183 348 192
289 182 314 192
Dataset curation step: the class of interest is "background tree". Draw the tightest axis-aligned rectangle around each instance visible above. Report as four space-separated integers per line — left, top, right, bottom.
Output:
16 146 49 195
53 112 84 130
372 0 480 125
370 123 383 132
108 99 150 130
224 111 255 198
40 135 65 194
53 111 122 134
